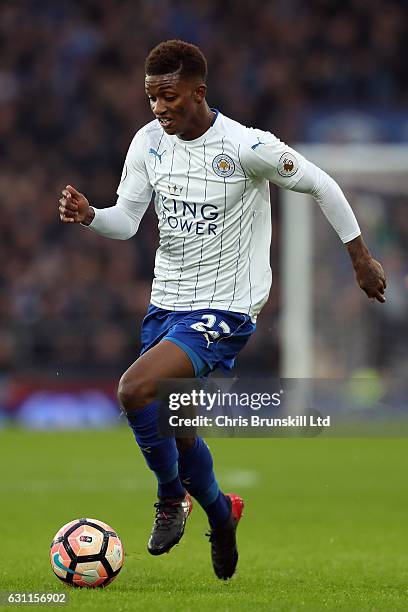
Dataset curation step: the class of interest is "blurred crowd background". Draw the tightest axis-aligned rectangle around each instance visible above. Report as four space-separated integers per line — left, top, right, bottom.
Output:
1 0 407 418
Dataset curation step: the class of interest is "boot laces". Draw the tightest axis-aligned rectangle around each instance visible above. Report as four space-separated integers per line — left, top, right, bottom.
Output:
153 501 181 532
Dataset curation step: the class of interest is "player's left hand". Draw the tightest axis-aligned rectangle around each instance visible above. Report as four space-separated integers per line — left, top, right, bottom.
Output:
354 257 387 303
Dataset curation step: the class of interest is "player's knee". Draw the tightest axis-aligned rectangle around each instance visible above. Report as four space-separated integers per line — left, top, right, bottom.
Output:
117 372 157 412
176 437 196 453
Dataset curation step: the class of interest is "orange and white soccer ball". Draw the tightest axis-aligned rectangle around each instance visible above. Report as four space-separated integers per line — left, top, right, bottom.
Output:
50 518 124 588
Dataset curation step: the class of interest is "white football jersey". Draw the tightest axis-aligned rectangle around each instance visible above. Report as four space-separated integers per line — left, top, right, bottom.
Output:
117 111 306 320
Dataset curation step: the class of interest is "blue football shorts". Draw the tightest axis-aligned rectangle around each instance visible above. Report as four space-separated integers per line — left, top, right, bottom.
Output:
140 304 256 377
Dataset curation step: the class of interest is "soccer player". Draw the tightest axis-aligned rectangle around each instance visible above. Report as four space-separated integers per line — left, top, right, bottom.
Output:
58 40 386 579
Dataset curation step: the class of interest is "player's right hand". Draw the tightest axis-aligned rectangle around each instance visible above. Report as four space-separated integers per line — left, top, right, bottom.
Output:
58 185 94 225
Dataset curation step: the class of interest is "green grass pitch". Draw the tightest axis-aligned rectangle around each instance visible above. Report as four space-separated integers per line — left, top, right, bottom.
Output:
1 428 407 611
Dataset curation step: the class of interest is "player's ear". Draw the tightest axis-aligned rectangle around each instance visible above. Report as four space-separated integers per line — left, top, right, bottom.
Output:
194 83 207 103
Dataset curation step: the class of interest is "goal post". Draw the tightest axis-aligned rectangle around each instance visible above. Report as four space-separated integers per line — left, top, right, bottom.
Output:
281 144 408 378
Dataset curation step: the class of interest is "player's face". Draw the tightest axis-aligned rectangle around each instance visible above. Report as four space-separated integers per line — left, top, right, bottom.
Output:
145 72 207 140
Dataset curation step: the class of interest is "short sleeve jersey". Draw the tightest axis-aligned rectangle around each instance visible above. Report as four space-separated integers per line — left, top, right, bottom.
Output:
117 111 305 320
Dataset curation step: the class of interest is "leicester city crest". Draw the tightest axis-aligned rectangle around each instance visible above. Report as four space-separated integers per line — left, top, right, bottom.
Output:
212 154 235 177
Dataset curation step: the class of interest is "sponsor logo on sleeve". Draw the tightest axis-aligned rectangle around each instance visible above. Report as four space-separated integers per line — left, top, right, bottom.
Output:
277 152 298 177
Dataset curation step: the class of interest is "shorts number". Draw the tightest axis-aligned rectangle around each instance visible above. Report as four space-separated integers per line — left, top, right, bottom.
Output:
190 315 231 341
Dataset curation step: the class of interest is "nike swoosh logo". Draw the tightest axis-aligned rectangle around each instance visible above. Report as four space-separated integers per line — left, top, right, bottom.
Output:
53 553 90 577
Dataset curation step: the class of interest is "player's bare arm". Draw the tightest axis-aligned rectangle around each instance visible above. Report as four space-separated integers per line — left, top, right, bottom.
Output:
58 185 95 225
346 235 386 303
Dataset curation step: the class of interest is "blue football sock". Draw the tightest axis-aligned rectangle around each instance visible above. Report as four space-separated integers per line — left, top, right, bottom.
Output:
126 402 185 499
178 437 230 527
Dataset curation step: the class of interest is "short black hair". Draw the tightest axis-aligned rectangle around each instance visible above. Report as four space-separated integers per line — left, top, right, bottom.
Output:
145 40 207 82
